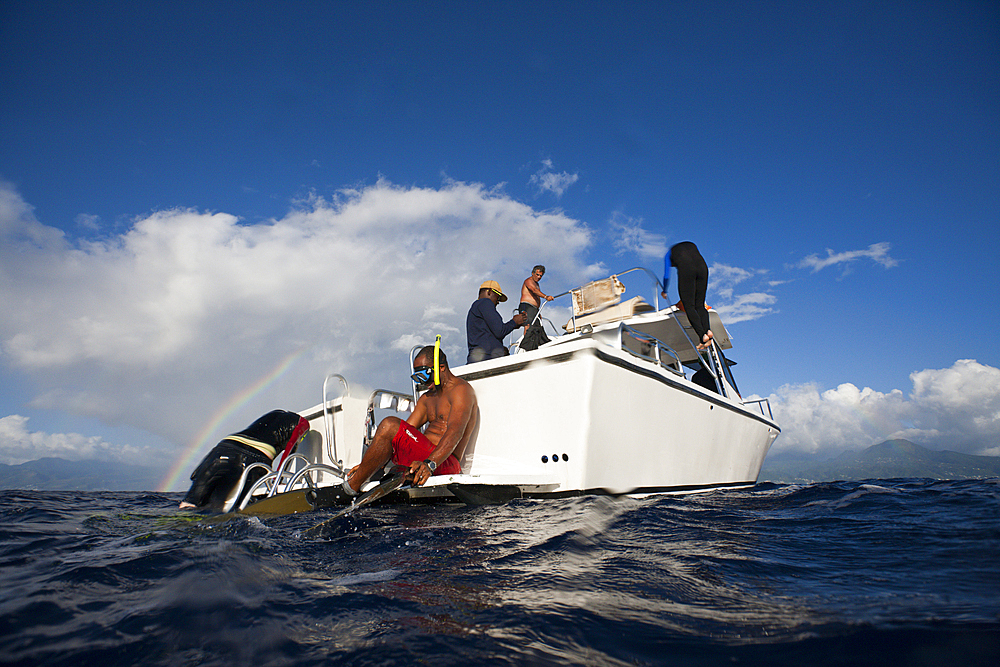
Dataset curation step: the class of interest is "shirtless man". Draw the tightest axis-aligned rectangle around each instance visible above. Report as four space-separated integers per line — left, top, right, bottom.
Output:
343 345 479 493
519 265 554 332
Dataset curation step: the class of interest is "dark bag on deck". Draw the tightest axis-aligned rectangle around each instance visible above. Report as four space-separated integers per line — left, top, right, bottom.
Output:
519 322 551 352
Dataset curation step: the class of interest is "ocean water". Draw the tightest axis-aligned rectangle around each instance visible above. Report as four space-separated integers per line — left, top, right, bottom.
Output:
0 479 997 666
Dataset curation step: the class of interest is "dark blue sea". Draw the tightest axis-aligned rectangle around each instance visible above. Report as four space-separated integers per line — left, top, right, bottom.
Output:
1 479 998 666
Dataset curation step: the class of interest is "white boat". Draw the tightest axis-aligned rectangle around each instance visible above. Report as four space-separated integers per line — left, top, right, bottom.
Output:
227 268 779 513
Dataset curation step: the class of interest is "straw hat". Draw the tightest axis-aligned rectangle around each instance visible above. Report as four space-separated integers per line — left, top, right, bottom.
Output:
479 280 508 302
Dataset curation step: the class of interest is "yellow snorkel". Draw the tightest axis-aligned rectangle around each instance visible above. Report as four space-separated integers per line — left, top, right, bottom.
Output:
434 334 441 386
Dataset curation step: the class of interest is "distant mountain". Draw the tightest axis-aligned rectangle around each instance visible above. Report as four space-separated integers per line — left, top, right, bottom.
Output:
760 439 1000 483
4 440 997 491
0 457 161 491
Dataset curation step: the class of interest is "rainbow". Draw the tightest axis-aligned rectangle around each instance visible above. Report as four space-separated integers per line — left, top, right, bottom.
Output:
157 348 308 492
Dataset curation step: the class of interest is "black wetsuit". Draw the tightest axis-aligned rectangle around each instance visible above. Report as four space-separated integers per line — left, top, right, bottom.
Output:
664 241 711 346
181 409 307 511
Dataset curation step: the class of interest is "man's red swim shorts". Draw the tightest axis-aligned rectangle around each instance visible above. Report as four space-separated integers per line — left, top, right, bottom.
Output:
391 421 461 475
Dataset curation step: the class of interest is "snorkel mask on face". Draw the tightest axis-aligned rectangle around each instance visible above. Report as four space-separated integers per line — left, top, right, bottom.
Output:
411 336 443 390
410 365 433 388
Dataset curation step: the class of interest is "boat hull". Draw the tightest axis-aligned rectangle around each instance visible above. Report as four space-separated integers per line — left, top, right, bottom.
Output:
239 311 779 512
451 338 779 497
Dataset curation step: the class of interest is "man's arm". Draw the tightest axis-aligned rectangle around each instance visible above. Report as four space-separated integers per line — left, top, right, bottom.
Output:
405 395 429 429
662 248 672 294
478 300 523 338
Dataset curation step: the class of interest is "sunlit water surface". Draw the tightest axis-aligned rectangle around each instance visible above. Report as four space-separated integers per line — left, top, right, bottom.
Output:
1 478 998 666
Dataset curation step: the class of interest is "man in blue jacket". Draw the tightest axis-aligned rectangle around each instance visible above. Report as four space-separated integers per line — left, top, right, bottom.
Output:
467 280 527 363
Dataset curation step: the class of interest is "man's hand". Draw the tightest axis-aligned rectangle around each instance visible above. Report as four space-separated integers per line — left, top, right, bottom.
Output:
513 312 527 326
409 459 433 486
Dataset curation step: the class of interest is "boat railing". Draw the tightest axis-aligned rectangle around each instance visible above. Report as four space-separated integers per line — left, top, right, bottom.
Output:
742 397 774 420
237 456 314 505
234 458 344 512
528 289 571 331
322 373 350 474
223 453 344 513
364 389 415 451
660 305 730 397
615 266 664 311
538 266 665 335
528 314 561 339
221 462 272 513
617 322 684 376
510 312 564 354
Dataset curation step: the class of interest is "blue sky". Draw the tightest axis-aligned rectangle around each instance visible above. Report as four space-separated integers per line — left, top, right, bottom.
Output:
1 1 998 487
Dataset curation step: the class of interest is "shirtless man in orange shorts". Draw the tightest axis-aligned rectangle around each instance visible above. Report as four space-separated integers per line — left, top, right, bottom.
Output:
343 345 478 493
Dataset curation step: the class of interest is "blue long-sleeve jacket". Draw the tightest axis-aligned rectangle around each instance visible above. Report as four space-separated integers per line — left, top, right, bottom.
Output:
467 297 518 363
662 247 672 293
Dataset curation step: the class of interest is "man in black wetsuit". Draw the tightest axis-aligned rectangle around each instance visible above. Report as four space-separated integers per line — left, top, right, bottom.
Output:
179 409 309 511
662 241 713 349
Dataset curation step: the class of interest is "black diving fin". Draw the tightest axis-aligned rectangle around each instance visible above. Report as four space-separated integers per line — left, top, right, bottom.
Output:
303 468 411 538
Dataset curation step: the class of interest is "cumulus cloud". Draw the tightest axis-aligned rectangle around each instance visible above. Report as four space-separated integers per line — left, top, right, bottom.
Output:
795 242 898 275
766 359 1000 457
529 159 579 198
0 415 149 466
0 178 594 467
1 179 972 486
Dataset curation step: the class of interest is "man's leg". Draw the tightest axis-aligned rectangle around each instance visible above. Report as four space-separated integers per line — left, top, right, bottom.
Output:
519 302 539 334
693 263 712 346
346 415 401 493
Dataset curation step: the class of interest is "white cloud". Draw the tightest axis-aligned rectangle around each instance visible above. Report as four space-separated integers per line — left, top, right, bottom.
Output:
529 159 579 198
2 180 979 481
0 180 64 247
609 213 667 260
712 292 777 324
766 359 1000 457
0 179 595 465
0 415 148 466
795 242 899 274
607 230 778 323
709 262 769 299
75 213 101 232
702 262 775 322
